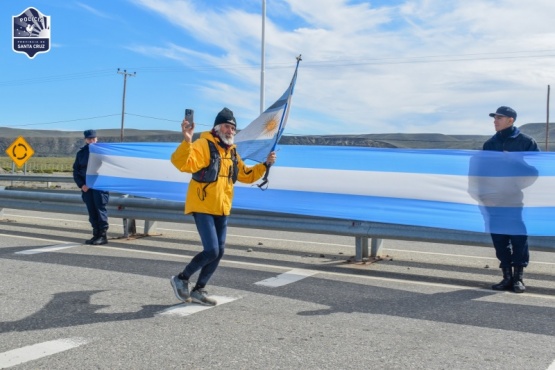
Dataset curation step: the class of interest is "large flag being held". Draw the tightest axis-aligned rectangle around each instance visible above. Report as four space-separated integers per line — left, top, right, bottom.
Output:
87 143 555 236
235 54 301 163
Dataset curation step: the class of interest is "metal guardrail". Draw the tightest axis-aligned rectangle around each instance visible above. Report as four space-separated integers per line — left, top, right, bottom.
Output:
0 174 74 183
1 174 554 260
0 174 138 237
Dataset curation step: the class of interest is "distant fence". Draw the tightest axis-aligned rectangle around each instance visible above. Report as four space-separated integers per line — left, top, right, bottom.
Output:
0 158 73 173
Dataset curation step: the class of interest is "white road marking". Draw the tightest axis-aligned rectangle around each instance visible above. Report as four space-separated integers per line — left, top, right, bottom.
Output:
385 247 555 266
2 214 90 224
255 269 318 287
2 230 555 299
4 215 555 266
157 296 238 316
547 358 555 370
89 245 555 299
0 338 87 368
15 243 82 255
0 233 69 244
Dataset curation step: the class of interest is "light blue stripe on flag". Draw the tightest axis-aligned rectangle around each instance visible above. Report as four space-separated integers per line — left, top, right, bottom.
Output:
87 143 555 236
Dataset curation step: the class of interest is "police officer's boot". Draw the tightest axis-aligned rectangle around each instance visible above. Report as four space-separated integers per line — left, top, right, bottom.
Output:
513 266 526 293
92 229 108 245
492 267 513 291
85 229 99 245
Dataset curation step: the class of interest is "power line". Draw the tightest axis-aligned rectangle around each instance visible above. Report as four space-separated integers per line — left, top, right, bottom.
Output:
1 49 554 87
0 69 114 87
301 53 555 68
125 113 180 122
0 114 121 128
0 112 208 129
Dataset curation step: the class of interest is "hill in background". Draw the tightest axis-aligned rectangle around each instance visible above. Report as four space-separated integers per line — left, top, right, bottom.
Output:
0 122 553 157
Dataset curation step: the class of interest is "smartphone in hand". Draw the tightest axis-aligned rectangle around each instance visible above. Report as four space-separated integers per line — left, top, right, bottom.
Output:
184 109 194 129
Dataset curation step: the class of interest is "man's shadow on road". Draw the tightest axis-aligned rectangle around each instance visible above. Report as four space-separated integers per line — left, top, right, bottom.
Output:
0 290 173 333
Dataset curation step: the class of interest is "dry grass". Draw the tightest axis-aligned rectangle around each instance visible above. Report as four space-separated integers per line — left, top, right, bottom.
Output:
0 156 74 173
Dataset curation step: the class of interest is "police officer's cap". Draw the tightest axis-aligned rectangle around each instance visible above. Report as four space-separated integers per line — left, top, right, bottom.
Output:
84 129 97 138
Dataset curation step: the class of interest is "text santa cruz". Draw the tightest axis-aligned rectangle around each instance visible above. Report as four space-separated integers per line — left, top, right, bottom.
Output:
16 40 47 49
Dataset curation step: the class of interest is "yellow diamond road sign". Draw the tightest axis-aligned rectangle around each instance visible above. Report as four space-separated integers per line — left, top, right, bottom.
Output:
6 136 35 168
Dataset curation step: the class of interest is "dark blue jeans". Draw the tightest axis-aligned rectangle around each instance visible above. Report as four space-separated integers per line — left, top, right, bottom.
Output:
490 233 529 268
182 212 227 288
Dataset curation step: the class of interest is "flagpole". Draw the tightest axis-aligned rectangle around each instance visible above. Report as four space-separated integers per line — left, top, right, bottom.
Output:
271 54 302 153
260 0 266 114
547 84 550 151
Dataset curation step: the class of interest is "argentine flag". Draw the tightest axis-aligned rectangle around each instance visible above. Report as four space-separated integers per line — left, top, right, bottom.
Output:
235 55 301 162
87 143 555 236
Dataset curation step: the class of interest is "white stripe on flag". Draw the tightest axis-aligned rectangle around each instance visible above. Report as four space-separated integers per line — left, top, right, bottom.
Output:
87 154 555 206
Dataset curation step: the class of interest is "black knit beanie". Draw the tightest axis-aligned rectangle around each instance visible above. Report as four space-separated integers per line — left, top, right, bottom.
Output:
213 107 237 127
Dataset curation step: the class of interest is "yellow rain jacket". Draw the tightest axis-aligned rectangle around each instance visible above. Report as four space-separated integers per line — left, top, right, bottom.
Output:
171 131 268 215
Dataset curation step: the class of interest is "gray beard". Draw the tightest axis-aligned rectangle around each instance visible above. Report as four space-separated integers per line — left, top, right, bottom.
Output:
216 129 234 145
221 135 234 145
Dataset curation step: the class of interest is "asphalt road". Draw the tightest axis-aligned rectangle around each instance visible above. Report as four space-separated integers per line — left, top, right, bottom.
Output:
1 209 555 370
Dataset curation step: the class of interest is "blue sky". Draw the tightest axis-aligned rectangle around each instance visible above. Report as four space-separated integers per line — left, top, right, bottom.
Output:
1 0 555 137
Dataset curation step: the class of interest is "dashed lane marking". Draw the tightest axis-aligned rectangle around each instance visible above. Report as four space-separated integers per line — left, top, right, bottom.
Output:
0 232 69 244
0 338 88 368
91 245 555 300
254 268 318 287
3 235 555 300
15 243 82 255
157 296 238 317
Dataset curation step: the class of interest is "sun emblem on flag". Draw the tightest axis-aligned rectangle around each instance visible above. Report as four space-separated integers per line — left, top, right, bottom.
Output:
262 115 279 137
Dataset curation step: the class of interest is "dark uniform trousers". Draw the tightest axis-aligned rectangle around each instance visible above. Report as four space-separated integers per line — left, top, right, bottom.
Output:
82 189 109 232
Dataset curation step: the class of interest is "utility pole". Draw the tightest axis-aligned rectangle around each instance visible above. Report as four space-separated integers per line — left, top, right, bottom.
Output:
117 69 137 238
260 0 266 114
546 85 550 151
117 68 136 142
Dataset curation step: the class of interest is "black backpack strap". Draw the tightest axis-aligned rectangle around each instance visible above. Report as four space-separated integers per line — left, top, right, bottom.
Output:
192 139 220 183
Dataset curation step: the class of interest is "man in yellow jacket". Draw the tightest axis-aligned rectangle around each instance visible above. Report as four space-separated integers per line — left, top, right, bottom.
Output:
170 107 276 305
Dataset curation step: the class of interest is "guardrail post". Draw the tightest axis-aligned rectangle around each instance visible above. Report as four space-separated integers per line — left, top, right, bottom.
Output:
370 238 383 258
122 218 129 238
127 218 136 236
355 236 369 262
0 186 4 219
144 220 157 235
120 194 136 238
122 217 137 238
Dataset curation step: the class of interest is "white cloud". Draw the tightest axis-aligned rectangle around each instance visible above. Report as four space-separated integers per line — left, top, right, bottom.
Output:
76 2 114 19
127 0 555 135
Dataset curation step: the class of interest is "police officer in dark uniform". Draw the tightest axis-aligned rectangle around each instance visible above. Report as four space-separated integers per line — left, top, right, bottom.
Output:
73 129 109 245
483 106 539 293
